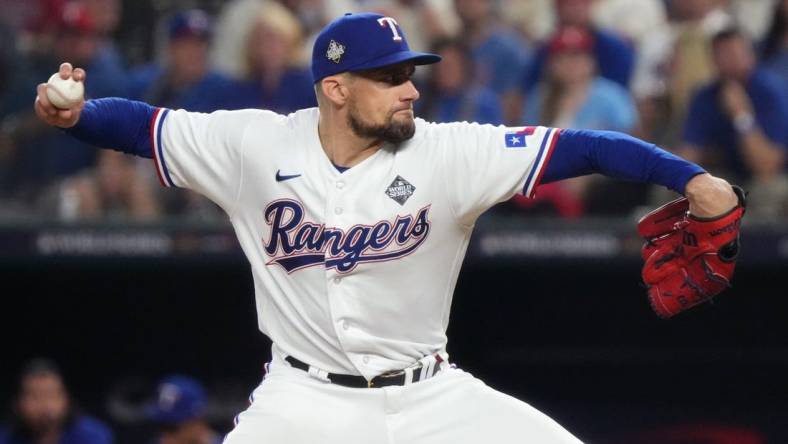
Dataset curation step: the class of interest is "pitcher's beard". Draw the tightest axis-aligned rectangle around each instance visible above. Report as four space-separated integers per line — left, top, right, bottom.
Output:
347 102 415 144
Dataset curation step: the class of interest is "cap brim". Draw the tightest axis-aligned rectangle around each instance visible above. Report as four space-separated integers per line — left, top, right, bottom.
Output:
347 50 441 73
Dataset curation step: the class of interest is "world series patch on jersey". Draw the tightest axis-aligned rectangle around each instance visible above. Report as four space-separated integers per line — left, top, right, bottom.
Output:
150 107 560 379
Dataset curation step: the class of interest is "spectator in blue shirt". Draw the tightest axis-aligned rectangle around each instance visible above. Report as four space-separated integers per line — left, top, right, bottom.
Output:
417 38 502 125
145 376 221 444
0 359 113 444
681 27 788 181
523 27 637 132
127 10 240 113
681 27 788 220
521 0 635 94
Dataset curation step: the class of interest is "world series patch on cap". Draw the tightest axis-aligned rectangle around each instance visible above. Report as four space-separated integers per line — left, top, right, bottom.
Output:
311 12 442 83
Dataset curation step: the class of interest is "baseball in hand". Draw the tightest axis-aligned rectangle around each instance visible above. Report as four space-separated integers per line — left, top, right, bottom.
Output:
46 73 85 109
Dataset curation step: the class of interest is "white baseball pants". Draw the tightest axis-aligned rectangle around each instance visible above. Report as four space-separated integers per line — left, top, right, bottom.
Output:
223 353 583 444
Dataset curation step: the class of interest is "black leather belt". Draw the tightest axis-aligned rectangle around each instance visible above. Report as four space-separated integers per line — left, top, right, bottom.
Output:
285 355 444 388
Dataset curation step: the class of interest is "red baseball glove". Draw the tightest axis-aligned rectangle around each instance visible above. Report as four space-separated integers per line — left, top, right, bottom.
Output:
637 185 746 318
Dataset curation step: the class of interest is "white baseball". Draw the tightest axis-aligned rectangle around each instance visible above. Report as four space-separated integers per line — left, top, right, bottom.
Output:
46 73 85 109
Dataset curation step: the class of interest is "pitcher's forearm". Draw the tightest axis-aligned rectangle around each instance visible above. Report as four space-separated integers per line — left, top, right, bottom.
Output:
65 98 159 158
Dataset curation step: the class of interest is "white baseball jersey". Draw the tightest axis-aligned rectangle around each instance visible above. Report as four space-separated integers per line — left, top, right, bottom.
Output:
150 107 559 380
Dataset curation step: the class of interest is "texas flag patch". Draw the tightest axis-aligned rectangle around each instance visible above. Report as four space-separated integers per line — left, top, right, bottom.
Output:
504 127 536 149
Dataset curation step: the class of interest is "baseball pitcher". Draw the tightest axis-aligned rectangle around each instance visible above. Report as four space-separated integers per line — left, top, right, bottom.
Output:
34 13 745 444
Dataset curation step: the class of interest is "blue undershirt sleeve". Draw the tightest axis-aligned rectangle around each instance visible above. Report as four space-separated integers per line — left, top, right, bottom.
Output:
64 98 157 158
541 129 706 195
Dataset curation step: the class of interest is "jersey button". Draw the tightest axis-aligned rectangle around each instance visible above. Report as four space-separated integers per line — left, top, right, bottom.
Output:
342 320 350 330
336 181 345 189
334 207 343 215
333 277 342 284
362 356 370 364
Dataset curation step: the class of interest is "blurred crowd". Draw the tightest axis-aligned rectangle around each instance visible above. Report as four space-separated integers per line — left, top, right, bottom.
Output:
0 359 223 444
1 0 786 223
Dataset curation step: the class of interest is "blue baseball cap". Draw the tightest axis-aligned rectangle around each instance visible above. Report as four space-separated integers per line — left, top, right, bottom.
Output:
145 375 207 424
168 10 212 41
311 12 441 83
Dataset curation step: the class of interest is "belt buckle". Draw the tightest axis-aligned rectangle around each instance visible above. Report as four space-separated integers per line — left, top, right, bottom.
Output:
370 361 429 388
379 369 406 378
369 368 408 388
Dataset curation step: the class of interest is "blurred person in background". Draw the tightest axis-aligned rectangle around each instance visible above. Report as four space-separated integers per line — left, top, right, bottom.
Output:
523 27 637 133
520 0 635 96
48 1 126 105
665 0 731 143
280 0 363 66
0 1 126 211
759 0 788 89
417 38 502 125
630 0 732 146
76 0 125 97
679 27 788 222
127 9 237 222
211 0 358 78
37 150 160 221
0 359 113 444
453 0 531 124
127 9 240 113
225 1 316 113
210 0 274 79
518 26 640 217
145 376 220 444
